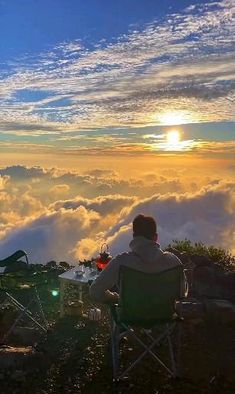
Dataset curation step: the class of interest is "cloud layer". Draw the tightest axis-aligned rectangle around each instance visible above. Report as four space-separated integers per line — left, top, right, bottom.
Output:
0 165 234 263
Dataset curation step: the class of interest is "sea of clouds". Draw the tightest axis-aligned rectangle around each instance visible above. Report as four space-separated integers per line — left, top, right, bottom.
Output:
0 165 234 263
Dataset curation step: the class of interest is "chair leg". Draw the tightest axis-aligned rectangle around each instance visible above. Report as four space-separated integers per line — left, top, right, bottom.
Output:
2 289 47 343
6 291 47 330
3 299 34 342
111 322 120 381
110 322 181 380
167 324 176 377
122 324 174 376
34 287 48 328
176 322 182 377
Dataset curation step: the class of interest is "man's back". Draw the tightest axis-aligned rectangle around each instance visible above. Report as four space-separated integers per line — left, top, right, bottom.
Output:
89 236 182 303
122 236 181 273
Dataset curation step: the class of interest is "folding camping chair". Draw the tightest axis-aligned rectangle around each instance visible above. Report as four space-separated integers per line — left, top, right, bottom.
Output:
0 250 48 342
110 265 186 381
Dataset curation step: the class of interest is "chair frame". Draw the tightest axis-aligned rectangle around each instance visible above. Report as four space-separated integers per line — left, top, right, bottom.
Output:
0 250 29 268
110 265 185 381
0 250 48 342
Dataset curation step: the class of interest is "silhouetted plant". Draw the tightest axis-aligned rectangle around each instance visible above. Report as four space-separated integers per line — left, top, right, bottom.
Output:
167 239 235 271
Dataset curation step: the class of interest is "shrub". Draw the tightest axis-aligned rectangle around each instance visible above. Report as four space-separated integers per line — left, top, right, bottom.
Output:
166 239 235 271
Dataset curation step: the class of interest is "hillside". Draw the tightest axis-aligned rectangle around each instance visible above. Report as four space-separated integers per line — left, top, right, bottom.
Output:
0 241 235 394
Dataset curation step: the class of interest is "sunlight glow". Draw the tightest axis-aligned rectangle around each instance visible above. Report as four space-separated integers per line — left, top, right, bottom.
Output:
148 130 201 152
151 139 198 152
167 130 180 145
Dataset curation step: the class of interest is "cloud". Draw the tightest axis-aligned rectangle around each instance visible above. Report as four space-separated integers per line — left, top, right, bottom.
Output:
0 165 48 179
0 175 9 191
104 182 235 255
51 194 136 217
0 206 100 263
49 184 70 197
0 164 234 263
0 0 234 140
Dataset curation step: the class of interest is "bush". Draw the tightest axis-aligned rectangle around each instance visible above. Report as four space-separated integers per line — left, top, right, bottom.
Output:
166 239 235 271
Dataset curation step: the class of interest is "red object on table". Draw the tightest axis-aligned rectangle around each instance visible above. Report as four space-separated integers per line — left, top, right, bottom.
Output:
96 243 112 270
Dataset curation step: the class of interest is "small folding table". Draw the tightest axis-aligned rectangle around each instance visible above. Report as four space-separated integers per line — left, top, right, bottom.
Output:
58 266 98 317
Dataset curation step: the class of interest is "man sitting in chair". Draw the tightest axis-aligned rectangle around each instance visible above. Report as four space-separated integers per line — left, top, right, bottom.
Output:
90 214 183 304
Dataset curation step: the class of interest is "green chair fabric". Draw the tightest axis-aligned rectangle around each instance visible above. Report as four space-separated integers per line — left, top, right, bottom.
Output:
110 264 185 380
117 265 183 326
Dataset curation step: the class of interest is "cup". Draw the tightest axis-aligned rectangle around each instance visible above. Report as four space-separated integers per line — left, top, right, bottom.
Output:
90 261 98 276
75 265 85 278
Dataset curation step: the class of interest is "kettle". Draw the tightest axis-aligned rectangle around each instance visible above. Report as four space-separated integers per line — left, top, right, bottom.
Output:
96 243 112 271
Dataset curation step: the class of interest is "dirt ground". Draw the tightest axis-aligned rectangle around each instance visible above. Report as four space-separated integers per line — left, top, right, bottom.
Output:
1 282 235 394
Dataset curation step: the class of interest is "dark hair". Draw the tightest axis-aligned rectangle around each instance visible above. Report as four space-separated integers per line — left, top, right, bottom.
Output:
133 214 157 240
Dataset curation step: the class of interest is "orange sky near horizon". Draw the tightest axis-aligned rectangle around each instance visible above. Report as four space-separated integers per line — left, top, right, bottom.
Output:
0 151 234 181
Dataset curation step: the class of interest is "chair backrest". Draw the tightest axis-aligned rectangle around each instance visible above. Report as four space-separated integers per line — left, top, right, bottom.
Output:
0 250 29 268
118 265 183 326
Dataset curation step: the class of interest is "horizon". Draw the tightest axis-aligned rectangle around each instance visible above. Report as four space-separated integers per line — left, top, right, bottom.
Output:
0 0 234 263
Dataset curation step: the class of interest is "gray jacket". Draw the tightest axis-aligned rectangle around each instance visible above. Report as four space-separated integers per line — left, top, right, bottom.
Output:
89 236 183 303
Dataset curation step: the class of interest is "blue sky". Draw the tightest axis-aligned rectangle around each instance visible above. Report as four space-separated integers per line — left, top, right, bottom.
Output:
0 0 199 59
0 0 234 158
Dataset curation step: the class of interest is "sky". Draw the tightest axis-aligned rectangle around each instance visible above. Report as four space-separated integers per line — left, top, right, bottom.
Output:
0 0 234 263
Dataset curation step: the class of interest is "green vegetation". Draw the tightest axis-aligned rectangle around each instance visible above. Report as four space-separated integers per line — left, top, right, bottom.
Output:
167 239 235 271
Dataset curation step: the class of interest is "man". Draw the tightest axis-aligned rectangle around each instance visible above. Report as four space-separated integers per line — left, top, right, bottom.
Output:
89 214 183 303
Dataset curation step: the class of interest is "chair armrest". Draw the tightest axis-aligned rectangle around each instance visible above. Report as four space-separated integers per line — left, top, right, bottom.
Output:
175 299 187 319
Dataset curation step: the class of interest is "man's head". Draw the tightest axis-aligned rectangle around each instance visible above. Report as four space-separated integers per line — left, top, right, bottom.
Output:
133 214 158 241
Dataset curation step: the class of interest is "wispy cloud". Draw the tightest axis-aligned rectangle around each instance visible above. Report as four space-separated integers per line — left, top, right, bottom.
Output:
0 0 234 143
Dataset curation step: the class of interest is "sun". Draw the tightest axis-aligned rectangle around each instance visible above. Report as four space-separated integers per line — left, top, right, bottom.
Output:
166 130 180 145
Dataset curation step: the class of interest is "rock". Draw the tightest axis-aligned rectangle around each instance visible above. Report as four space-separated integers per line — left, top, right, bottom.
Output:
11 369 26 382
193 265 225 299
192 261 235 301
0 305 18 336
222 272 235 302
166 249 196 295
11 326 40 346
0 346 34 369
181 300 204 316
179 300 205 329
204 299 235 326
168 251 235 301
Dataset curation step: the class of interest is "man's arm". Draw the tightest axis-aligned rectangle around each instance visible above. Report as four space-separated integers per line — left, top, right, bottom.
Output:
89 255 121 303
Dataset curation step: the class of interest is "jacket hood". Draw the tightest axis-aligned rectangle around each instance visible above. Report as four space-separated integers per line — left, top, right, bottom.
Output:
129 236 164 263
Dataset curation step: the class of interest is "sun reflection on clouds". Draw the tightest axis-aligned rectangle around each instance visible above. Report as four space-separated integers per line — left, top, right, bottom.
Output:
142 133 165 140
146 130 201 152
150 139 200 152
